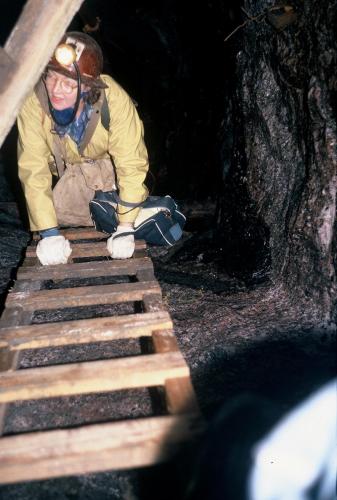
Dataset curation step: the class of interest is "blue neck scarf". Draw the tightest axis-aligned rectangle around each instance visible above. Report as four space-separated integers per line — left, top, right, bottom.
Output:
53 94 92 146
52 107 75 126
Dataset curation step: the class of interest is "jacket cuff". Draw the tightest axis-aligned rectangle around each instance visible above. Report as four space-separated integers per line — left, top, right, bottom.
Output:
117 206 141 224
39 227 60 238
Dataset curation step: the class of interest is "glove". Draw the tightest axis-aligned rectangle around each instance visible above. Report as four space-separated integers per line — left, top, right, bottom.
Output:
107 225 135 259
36 235 72 265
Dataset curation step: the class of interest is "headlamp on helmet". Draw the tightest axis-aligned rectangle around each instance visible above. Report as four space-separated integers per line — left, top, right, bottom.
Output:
45 38 84 127
44 32 107 126
47 32 106 89
54 37 85 66
54 44 77 67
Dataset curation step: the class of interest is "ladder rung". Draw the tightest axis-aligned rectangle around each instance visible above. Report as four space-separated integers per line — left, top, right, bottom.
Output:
0 311 173 350
0 414 203 484
5 281 161 311
0 351 189 403
17 256 153 281
33 228 107 240
25 240 147 258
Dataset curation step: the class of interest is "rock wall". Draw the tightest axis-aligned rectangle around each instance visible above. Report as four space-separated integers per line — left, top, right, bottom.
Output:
220 0 336 321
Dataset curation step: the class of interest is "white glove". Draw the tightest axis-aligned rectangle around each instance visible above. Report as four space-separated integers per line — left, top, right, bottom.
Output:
36 235 72 265
107 225 135 259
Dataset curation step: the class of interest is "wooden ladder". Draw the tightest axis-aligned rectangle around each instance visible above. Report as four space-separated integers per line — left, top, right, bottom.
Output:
0 229 203 484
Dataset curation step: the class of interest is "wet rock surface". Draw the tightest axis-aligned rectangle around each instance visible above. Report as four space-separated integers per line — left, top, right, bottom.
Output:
0 205 29 312
218 0 337 321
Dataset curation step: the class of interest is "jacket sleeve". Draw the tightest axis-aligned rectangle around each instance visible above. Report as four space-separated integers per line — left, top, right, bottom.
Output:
17 93 58 231
106 79 149 224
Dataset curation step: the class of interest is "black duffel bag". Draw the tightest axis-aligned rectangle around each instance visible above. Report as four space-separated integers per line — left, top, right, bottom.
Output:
89 190 186 246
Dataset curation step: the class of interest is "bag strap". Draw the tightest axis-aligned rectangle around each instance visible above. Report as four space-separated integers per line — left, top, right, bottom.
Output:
101 92 110 131
95 189 145 214
34 80 66 177
78 90 107 154
114 193 146 215
52 135 67 177
112 231 135 239
34 79 49 115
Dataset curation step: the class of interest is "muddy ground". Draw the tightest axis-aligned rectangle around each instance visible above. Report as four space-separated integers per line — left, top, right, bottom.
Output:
0 200 335 500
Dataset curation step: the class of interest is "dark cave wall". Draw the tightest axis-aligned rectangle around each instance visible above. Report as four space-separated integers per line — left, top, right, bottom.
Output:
221 0 337 321
77 0 237 200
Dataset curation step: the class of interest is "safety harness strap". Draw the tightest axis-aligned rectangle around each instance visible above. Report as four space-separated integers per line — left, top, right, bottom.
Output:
34 80 65 177
77 90 109 154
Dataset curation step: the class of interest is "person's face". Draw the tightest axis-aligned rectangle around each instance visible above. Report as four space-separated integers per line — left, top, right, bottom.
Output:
44 70 79 110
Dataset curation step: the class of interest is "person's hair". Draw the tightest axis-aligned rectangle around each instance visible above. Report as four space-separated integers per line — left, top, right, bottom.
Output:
83 87 101 105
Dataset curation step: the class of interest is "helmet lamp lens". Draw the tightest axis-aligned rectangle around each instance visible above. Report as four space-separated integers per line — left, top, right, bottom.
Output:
54 44 76 66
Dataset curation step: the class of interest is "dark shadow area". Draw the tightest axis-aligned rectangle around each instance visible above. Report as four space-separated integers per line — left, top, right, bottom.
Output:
65 0 243 202
136 334 336 500
0 126 29 228
42 274 131 289
4 388 155 435
32 302 139 324
0 2 25 45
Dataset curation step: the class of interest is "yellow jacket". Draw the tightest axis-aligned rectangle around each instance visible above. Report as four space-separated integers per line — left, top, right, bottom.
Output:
17 74 149 231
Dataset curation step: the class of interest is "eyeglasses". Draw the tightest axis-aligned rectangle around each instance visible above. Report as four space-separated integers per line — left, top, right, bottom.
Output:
44 71 78 94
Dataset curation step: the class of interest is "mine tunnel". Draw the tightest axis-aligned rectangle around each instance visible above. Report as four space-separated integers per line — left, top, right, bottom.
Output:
0 1 336 499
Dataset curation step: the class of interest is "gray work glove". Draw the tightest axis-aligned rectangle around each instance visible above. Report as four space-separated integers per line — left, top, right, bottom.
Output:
107 225 135 259
36 235 72 265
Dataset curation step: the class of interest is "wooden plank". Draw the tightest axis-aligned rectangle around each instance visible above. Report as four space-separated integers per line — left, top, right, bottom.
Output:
0 48 13 65
33 230 147 243
0 281 41 361
62 228 105 240
0 311 173 350
0 336 21 433
17 257 153 281
165 378 200 415
25 241 107 258
0 0 85 148
134 246 148 259
142 294 165 313
5 281 161 311
0 48 15 78
152 330 180 353
0 351 189 403
0 307 33 329
0 414 203 484
0 279 39 435
33 228 107 240
25 240 147 259
11 280 42 293
136 268 156 282
0 349 20 372
151 331 200 415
